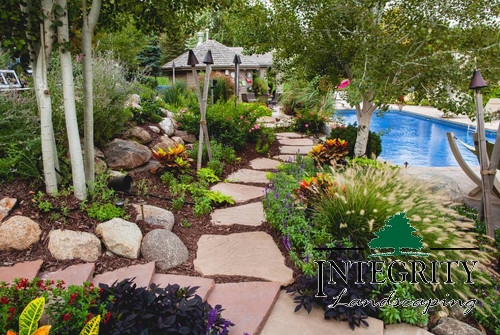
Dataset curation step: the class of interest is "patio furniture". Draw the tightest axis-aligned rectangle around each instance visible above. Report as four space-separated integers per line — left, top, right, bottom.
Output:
446 132 500 197
241 92 257 103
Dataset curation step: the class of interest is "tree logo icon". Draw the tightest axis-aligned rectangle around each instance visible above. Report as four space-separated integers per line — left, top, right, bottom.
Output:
368 212 429 257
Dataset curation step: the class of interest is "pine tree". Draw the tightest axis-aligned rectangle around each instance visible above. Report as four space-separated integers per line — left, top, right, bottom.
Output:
368 212 428 257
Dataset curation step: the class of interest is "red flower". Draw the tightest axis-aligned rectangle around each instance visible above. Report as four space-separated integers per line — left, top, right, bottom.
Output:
1 296 9 304
69 292 77 305
103 311 112 324
63 313 71 322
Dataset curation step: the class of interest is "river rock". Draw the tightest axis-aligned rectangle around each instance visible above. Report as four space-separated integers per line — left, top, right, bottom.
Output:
48 229 101 262
0 215 41 250
96 218 143 259
141 229 188 271
431 317 484 335
0 197 17 222
133 204 175 231
159 117 176 137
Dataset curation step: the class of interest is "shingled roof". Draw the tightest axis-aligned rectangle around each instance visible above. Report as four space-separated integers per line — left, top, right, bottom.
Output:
161 40 267 70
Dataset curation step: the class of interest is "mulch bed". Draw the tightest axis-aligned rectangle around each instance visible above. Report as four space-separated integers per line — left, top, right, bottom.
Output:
0 133 302 284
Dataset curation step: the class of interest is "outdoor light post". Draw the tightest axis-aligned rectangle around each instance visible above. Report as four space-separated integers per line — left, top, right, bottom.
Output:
469 69 494 237
187 50 212 170
233 54 241 106
172 62 176 85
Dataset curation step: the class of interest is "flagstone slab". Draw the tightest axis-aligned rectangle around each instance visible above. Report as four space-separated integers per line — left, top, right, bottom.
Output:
384 323 433 335
207 282 281 335
39 263 95 287
226 169 270 184
151 273 215 301
92 262 155 288
211 183 264 203
249 158 281 170
211 202 265 226
277 138 315 146
279 145 313 155
0 260 43 284
194 232 294 285
275 132 307 138
261 291 384 335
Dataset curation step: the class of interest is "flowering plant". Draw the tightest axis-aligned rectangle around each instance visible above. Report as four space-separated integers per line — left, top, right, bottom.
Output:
308 138 349 167
152 144 193 173
0 278 60 333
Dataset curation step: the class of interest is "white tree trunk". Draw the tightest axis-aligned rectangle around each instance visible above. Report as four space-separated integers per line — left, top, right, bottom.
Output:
81 0 101 192
57 0 87 200
22 0 59 195
353 96 377 157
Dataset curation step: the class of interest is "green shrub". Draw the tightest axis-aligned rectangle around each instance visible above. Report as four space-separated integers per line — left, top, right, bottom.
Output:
48 52 138 148
130 99 164 124
87 202 127 222
294 109 329 134
162 80 198 110
212 72 235 103
177 101 272 150
327 123 382 158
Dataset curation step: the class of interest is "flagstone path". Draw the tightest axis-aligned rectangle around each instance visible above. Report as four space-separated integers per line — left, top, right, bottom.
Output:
0 132 430 335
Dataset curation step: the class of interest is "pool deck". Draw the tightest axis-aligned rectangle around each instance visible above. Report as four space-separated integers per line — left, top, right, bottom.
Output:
393 104 500 132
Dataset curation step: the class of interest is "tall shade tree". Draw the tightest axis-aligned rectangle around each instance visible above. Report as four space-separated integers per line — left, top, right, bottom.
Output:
81 0 101 192
235 0 500 157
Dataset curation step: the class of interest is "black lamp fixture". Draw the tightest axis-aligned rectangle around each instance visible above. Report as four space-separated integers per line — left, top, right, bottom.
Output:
469 69 488 90
187 50 199 67
203 50 214 65
233 54 241 65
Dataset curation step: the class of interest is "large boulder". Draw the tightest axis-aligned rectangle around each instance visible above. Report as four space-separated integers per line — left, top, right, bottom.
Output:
159 117 176 137
48 229 101 262
104 139 151 170
96 218 143 259
141 229 188 271
152 135 177 152
133 204 175 231
123 126 152 144
0 215 41 250
173 130 196 144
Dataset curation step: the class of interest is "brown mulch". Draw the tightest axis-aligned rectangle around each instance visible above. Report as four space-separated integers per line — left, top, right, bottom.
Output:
0 130 301 285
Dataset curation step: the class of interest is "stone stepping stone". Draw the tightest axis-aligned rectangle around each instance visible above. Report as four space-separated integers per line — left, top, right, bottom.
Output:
384 323 433 335
279 145 313 155
194 232 293 286
151 273 215 302
39 263 95 287
249 158 281 170
207 281 281 335
261 290 384 335
275 132 307 138
0 260 43 284
92 262 155 288
211 183 264 204
226 169 270 184
277 138 314 146
211 202 265 226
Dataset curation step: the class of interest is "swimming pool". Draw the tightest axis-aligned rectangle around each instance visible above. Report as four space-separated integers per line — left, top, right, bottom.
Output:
336 110 498 167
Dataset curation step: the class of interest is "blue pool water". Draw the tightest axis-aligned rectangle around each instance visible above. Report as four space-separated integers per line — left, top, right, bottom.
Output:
336 110 497 167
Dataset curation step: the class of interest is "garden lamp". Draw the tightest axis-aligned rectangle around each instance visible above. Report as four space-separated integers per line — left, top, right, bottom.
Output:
469 69 494 237
233 54 242 106
172 62 176 85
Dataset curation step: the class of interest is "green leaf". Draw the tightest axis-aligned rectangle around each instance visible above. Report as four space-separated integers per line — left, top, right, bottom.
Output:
79 315 101 335
18 297 45 335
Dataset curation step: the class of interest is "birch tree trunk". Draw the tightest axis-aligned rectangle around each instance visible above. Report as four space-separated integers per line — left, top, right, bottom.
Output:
22 0 59 195
57 0 87 200
81 0 101 192
354 95 377 157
